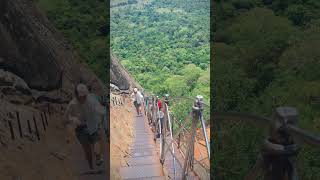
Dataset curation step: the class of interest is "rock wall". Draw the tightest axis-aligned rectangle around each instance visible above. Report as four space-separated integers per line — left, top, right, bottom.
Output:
0 1 106 179
0 0 105 92
110 53 142 91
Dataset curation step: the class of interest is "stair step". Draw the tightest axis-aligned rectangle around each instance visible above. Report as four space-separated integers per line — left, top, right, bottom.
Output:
127 156 160 166
133 139 154 144
120 164 163 179
130 144 154 149
125 177 165 180
129 146 154 151
131 150 156 157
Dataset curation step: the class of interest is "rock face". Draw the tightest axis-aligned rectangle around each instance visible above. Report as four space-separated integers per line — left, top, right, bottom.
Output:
111 53 142 90
0 0 104 92
0 69 33 104
0 1 106 179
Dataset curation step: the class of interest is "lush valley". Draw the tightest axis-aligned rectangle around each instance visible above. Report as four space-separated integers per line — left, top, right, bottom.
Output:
111 0 210 123
213 0 320 179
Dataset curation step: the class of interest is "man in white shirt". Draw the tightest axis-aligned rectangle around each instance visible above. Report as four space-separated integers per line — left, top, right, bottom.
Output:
65 83 105 170
131 88 143 116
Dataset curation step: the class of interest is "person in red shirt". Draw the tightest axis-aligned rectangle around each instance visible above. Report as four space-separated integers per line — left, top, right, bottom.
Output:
156 96 164 139
157 96 162 111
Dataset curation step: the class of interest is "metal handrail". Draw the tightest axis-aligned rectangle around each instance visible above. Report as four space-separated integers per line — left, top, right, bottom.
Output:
170 96 210 107
157 101 163 156
213 112 320 147
165 103 177 179
213 109 320 180
173 135 210 172
199 110 210 159
146 94 210 179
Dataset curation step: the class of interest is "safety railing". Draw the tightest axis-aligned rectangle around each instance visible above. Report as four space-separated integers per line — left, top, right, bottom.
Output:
145 94 210 179
213 107 320 180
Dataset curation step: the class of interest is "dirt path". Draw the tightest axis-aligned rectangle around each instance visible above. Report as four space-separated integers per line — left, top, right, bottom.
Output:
0 113 76 180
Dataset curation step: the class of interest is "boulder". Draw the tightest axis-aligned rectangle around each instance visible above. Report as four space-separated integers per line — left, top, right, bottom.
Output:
110 53 142 91
0 0 104 92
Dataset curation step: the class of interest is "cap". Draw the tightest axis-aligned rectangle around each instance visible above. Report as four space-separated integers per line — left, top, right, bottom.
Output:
133 88 138 92
76 84 89 97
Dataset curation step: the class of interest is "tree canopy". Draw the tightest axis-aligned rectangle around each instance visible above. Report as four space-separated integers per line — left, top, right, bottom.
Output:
213 1 320 179
111 0 210 122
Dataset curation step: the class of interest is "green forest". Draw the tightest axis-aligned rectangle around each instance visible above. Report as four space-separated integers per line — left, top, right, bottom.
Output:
213 0 320 179
36 0 108 82
111 0 210 113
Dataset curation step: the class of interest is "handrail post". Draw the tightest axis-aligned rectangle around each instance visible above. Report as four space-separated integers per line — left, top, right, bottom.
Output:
152 97 157 142
197 95 210 159
164 94 169 131
178 132 181 149
157 97 164 163
160 96 167 164
164 94 177 179
182 96 201 179
245 107 300 180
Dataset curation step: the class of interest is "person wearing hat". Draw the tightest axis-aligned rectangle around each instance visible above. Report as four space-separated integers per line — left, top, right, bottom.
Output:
65 83 106 170
131 87 143 116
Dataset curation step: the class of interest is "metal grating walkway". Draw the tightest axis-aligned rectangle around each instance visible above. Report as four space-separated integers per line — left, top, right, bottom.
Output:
120 115 165 179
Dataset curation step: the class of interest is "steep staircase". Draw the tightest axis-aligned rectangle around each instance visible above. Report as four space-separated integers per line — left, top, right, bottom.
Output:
120 115 165 179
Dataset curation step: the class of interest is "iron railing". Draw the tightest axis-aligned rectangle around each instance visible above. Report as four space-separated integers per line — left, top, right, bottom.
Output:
213 107 320 180
145 94 210 179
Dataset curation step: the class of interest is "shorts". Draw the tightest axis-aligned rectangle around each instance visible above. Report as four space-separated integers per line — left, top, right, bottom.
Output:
134 101 141 108
75 125 100 145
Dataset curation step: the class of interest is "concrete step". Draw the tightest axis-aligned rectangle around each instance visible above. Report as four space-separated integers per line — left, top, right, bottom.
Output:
131 150 156 157
130 144 154 149
127 156 160 166
129 146 154 152
120 164 163 179
132 139 154 144
125 177 165 180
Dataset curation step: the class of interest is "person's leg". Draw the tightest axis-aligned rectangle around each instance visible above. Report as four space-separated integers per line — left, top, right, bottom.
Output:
92 131 103 166
160 117 164 135
138 104 142 115
94 141 101 157
89 143 95 167
99 132 104 155
137 104 140 115
76 126 94 169
81 143 94 169
134 102 139 115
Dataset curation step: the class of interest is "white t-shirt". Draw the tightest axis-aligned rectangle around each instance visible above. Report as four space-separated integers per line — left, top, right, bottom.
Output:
157 111 164 119
131 91 143 104
65 93 105 134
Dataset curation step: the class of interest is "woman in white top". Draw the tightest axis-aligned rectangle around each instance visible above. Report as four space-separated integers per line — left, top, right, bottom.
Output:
65 84 105 170
131 88 144 116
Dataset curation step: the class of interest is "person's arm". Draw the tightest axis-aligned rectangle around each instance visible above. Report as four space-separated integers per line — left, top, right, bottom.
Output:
90 94 106 116
64 100 81 142
64 100 81 127
131 93 135 101
63 101 74 126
